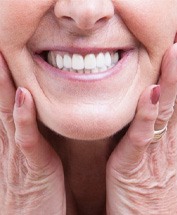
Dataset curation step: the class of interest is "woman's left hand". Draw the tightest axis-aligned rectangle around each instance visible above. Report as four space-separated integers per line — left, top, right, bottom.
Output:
106 43 177 215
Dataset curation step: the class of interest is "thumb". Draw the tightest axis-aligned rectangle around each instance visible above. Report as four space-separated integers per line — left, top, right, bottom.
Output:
107 85 160 174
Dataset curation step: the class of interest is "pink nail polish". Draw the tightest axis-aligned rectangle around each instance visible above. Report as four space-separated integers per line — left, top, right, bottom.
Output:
15 87 25 107
150 85 161 105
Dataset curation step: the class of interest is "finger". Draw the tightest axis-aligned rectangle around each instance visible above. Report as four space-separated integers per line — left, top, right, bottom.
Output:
108 85 160 174
13 87 60 170
0 53 15 134
155 43 177 130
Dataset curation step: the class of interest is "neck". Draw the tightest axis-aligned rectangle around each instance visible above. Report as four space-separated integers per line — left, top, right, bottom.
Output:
39 122 126 215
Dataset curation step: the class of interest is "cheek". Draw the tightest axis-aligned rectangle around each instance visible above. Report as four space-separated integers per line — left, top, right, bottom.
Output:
114 0 177 53
0 0 54 50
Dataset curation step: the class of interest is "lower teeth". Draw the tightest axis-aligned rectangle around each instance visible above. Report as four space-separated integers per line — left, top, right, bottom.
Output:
62 66 114 74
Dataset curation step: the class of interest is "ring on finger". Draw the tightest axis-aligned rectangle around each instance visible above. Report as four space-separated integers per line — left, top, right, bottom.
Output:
153 125 167 142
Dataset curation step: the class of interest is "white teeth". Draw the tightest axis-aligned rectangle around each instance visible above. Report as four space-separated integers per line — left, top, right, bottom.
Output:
96 53 105 68
48 52 52 65
47 51 120 74
105 52 111 67
84 54 97 70
99 65 107 72
113 52 119 64
56 55 63 69
72 54 84 70
63 54 72 69
48 52 57 67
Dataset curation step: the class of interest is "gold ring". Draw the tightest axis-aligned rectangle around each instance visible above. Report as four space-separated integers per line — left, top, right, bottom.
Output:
153 125 167 142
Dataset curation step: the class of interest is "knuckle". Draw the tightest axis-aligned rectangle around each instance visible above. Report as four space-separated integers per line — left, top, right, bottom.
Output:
127 129 151 146
15 133 39 149
15 135 34 149
15 113 31 127
137 107 157 122
157 106 174 123
141 113 156 122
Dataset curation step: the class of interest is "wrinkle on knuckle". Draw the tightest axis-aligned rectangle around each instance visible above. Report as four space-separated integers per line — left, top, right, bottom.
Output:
15 137 24 147
15 133 38 150
137 109 157 122
141 113 156 122
127 130 151 147
157 106 174 124
15 114 31 127
107 155 148 182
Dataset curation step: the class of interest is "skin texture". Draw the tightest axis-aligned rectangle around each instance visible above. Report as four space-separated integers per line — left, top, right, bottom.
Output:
0 0 177 214
0 56 66 214
0 0 177 140
107 44 177 214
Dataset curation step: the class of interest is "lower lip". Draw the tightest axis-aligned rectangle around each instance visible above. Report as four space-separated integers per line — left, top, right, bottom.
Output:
34 50 134 82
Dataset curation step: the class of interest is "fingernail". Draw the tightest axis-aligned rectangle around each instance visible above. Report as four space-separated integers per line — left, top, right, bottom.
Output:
15 87 25 107
151 85 161 105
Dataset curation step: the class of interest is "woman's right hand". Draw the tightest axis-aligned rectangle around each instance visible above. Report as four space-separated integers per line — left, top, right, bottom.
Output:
0 54 66 215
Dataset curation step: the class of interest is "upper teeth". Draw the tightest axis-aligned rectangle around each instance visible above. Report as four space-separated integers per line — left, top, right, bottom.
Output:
47 51 120 74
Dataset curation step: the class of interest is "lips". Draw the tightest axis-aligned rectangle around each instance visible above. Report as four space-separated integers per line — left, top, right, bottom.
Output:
38 49 126 72
34 46 134 82
46 50 120 74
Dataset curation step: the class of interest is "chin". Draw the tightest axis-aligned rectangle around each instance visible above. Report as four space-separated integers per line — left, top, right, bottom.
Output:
38 106 134 141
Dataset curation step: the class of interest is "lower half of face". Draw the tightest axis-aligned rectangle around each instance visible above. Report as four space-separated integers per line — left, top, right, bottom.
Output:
0 0 177 140
6 46 158 140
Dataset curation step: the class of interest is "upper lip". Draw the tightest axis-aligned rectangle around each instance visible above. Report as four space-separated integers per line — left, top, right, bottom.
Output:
29 32 138 55
29 19 138 55
35 46 134 55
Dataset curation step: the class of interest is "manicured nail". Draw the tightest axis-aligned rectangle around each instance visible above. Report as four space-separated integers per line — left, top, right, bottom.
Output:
15 87 25 107
151 85 161 105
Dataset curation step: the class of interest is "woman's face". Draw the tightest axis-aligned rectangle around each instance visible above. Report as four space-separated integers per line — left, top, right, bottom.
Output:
0 0 177 140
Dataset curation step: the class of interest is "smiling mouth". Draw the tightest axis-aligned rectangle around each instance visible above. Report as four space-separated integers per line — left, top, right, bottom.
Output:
40 49 124 74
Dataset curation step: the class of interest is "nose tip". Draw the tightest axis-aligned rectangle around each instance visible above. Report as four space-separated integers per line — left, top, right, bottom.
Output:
69 7 112 30
54 0 114 30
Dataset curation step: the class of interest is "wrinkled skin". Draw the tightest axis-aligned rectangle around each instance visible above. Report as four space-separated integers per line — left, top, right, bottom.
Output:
0 0 177 140
0 0 177 214
107 44 177 214
0 56 66 214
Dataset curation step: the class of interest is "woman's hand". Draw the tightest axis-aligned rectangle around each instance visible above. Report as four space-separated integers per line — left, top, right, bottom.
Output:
106 43 177 214
0 55 66 214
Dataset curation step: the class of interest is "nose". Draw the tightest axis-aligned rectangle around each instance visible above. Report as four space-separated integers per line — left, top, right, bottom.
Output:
54 0 114 30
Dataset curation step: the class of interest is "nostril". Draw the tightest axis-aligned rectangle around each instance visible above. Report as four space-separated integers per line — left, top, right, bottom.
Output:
54 0 114 30
54 1 114 31
96 16 109 25
62 16 73 21
61 16 109 30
